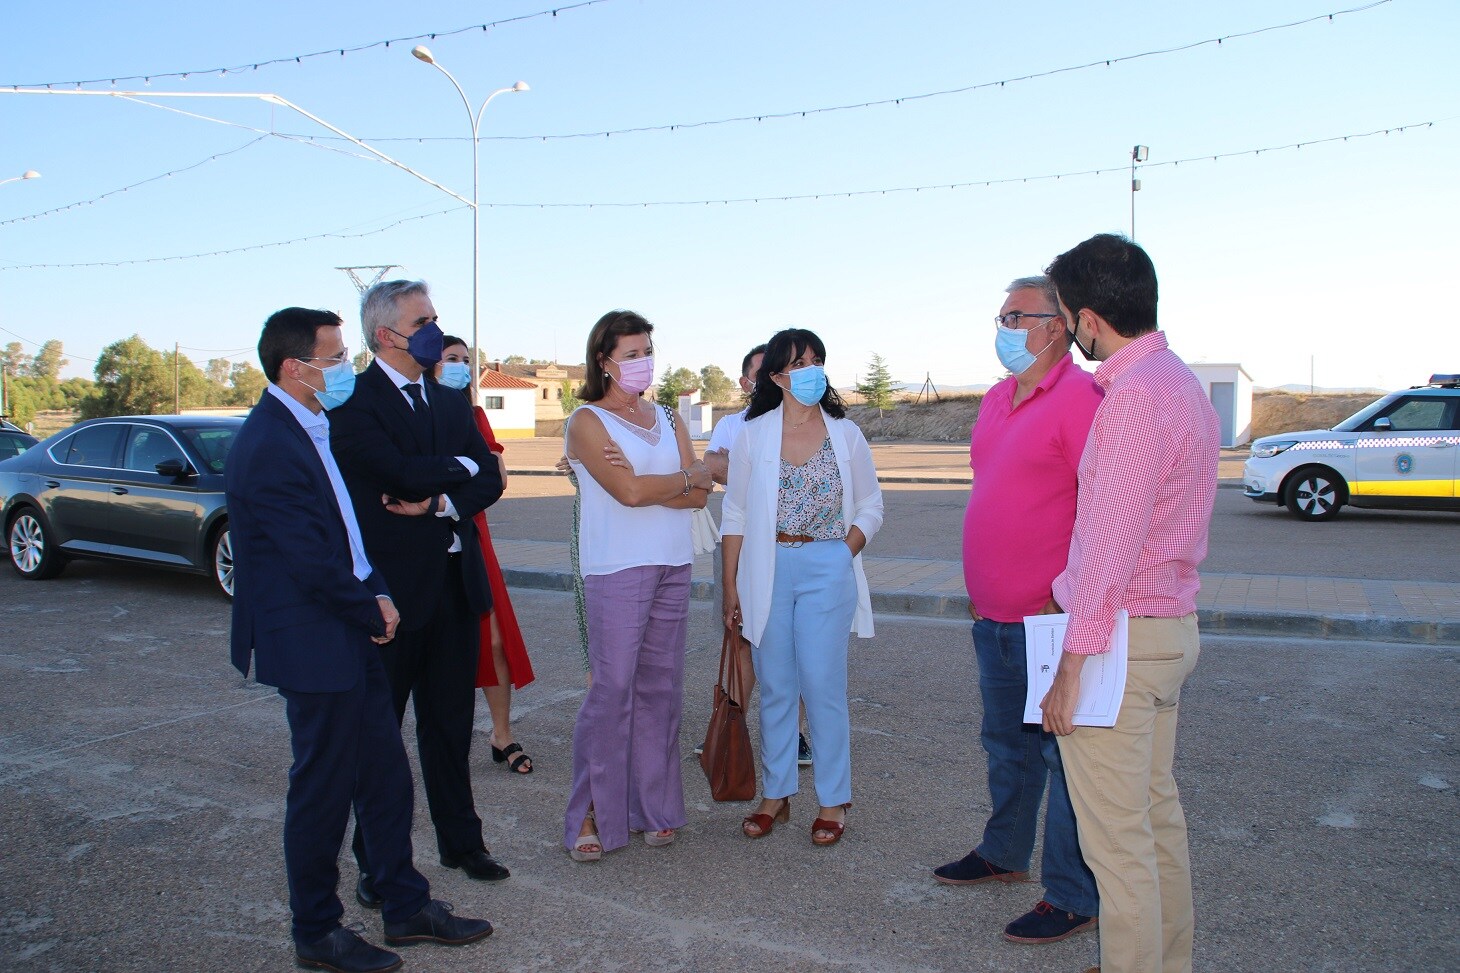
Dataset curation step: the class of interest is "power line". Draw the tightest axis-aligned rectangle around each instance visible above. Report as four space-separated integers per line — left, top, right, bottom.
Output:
0 136 269 226
270 1 1394 144
0 116 1441 271
4 1 610 90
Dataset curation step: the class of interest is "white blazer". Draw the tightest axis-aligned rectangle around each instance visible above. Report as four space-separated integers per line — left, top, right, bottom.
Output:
720 405 884 645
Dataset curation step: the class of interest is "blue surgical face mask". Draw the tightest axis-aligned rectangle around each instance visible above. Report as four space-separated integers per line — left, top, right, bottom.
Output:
787 364 827 407
438 361 472 390
387 321 444 368
995 323 1055 375
299 359 357 410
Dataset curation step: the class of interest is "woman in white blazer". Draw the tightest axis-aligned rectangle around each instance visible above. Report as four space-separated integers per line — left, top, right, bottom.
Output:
721 328 883 846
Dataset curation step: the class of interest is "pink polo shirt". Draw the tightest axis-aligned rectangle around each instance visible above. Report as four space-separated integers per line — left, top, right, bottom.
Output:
962 353 1103 623
1052 331 1221 654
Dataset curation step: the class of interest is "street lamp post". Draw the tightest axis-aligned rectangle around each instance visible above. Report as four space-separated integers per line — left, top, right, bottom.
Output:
412 45 528 404
0 169 41 188
1130 144 1148 240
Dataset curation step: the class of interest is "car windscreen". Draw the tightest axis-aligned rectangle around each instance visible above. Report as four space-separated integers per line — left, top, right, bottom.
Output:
1331 394 1400 432
178 426 238 474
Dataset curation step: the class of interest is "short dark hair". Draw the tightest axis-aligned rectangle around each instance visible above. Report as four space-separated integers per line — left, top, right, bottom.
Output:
258 307 342 383
741 343 768 379
441 334 467 351
1045 233 1158 338
747 328 845 420
578 310 654 402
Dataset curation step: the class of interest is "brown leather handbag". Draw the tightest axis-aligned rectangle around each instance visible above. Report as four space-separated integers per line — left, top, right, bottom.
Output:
699 629 757 801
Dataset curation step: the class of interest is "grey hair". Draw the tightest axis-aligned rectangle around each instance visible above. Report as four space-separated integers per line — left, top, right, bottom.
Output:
1005 275 1058 308
361 279 431 353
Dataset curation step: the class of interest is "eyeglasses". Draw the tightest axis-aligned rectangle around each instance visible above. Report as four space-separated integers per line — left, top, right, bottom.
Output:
297 348 351 365
994 312 1059 329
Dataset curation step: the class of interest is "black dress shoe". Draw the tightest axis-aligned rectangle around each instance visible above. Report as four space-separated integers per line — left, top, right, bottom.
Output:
383 900 493 947
355 874 383 910
295 926 401 973
440 848 510 882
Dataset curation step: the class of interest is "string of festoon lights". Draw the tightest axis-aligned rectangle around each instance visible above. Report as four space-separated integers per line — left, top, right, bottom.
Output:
4 1 610 90
269 1 1394 144
0 115 1441 273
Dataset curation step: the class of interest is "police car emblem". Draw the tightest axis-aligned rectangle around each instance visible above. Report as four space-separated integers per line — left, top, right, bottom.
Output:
1395 453 1414 475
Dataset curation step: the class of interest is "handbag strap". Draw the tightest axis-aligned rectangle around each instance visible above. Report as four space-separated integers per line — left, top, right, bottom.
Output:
717 628 745 703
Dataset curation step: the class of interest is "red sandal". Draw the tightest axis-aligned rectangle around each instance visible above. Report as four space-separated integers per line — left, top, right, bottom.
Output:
811 804 849 846
741 798 790 839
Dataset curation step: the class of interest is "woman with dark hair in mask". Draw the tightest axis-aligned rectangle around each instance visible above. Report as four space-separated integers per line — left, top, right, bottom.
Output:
720 328 883 846
561 310 713 862
437 336 537 774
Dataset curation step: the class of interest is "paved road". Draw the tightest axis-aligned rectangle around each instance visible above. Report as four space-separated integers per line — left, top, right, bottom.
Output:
2 568 1455 972
488 467 1460 585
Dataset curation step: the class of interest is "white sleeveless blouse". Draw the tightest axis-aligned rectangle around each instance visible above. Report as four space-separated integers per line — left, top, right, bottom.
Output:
567 404 693 577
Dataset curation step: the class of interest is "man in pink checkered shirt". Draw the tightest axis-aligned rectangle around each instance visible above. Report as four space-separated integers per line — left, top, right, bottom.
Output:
1040 234 1219 973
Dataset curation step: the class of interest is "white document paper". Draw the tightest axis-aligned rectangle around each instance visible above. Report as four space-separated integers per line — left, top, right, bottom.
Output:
1023 610 1128 728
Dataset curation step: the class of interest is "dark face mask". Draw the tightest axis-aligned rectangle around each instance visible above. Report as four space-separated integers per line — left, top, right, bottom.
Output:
1068 316 1097 362
387 321 445 368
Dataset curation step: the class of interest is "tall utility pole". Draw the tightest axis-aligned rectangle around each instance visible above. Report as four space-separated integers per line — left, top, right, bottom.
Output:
336 265 400 364
1130 144 1149 240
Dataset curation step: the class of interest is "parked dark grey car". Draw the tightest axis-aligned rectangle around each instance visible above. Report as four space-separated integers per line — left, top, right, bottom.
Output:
0 415 240 597
0 428 39 459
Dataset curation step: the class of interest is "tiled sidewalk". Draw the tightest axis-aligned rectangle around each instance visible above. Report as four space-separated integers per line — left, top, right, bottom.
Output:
494 539 1460 644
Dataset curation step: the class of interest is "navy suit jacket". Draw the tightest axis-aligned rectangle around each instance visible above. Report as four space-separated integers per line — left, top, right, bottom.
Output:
226 391 389 693
329 361 502 631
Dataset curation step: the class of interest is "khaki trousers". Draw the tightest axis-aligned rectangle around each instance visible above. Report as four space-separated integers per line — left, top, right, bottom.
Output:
1057 614 1200 973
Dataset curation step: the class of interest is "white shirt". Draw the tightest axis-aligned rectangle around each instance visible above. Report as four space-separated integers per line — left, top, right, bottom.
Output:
267 384 373 582
707 407 749 455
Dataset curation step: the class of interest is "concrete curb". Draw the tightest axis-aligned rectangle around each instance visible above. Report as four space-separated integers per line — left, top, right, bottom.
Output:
501 567 1455 646
507 467 1245 488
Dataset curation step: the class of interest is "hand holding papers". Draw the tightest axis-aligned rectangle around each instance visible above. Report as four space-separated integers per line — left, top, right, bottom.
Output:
1023 611 1128 728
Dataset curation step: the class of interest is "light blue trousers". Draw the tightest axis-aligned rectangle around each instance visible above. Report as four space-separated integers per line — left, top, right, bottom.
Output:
752 540 857 807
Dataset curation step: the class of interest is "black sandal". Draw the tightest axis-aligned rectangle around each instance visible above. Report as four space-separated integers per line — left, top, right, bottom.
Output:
492 741 533 774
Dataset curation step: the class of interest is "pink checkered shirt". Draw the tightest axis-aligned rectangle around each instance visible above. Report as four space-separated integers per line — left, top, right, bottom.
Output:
1052 331 1220 655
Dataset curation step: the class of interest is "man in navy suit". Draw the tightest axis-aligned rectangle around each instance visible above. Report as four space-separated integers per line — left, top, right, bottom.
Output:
329 281 508 899
228 307 493 973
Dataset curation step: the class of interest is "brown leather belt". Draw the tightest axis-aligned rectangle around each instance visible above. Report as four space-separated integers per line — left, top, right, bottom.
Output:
775 532 817 547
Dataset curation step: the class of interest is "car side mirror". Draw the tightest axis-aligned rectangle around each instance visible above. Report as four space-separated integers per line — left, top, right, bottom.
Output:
1372 417 1393 432
155 458 189 478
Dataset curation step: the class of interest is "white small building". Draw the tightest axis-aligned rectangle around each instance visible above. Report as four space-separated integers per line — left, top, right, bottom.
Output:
476 370 538 439
677 387 714 439
1188 363 1255 447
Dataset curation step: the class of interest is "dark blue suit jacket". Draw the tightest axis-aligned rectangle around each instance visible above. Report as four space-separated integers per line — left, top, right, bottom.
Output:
227 391 389 693
329 362 502 631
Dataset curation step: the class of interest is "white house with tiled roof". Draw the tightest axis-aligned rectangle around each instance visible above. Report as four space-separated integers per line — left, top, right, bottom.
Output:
476 369 538 439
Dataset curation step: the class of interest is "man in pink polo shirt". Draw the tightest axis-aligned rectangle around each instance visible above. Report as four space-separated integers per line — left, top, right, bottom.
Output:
934 275 1103 947
1042 234 1219 973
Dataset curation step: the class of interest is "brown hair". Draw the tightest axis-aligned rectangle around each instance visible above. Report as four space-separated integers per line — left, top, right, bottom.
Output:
577 309 654 402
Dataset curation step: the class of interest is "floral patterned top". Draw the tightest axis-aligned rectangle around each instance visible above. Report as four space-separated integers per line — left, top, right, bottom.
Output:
776 437 846 540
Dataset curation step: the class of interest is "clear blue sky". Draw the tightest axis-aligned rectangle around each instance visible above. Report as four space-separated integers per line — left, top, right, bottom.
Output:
2 0 1456 392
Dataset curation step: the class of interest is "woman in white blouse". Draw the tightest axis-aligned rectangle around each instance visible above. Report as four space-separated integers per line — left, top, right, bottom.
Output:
721 328 883 846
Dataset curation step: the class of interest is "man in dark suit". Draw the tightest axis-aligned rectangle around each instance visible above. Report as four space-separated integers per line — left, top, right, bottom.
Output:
228 307 493 972
330 280 508 902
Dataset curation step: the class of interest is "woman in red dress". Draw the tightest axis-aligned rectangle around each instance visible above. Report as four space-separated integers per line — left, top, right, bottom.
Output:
441 339 536 773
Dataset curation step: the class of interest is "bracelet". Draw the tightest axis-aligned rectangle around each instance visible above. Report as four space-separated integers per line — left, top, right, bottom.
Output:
680 469 691 495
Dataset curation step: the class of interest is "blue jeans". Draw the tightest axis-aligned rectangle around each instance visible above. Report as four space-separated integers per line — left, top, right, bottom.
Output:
973 619 1098 917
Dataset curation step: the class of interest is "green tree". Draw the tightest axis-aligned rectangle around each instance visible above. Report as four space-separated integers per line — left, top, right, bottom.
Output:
560 379 581 415
83 336 176 418
30 340 68 380
699 364 736 404
855 352 897 415
502 354 528 367
229 362 268 404
352 350 373 373
58 377 94 409
655 365 697 409
206 358 233 386
1 341 27 376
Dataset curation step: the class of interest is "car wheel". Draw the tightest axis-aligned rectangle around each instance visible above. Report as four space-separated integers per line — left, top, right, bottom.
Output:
211 524 234 599
1283 467 1344 521
8 507 66 579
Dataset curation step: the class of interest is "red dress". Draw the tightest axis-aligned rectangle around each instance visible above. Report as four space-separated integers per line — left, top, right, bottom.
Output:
471 408 535 690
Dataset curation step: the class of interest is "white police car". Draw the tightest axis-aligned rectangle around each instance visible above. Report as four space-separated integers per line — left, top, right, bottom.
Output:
1243 375 1460 521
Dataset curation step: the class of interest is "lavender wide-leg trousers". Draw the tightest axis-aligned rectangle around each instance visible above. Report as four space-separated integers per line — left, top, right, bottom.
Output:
564 563 691 852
